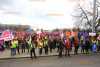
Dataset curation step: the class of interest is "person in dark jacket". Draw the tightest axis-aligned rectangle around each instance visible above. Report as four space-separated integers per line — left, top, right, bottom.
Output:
58 39 64 57
43 36 49 55
85 39 90 54
80 36 85 54
16 39 20 54
28 35 37 59
21 39 26 53
74 37 79 55
48 38 53 53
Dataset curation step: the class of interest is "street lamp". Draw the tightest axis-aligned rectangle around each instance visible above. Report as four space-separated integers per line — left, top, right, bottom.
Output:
92 0 96 32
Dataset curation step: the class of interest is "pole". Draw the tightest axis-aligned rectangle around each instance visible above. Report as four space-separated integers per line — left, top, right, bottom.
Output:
92 0 96 32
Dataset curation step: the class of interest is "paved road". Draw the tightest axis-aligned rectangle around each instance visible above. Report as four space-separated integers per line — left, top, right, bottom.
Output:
0 53 100 67
0 48 81 59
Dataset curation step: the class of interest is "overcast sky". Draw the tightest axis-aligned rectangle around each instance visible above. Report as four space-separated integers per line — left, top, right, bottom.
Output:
0 0 92 30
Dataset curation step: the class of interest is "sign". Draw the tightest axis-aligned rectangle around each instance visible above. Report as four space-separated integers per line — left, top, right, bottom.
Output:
60 32 64 39
1 30 14 41
15 31 26 39
97 35 100 40
89 32 96 36
66 31 71 38
83 32 89 39
0 37 3 40
71 31 78 36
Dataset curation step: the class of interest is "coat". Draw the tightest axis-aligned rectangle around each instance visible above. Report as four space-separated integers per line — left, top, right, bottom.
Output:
74 37 79 47
66 39 71 49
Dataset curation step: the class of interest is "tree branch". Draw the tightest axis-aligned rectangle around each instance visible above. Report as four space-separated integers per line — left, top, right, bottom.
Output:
97 1 100 5
79 17 84 26
79 6 92 27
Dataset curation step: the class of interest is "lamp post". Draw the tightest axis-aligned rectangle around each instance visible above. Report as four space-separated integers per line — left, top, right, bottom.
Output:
92 0 96 32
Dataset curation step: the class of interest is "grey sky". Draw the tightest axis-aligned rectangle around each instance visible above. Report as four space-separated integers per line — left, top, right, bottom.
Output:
0 0 12 8
0 0 92 30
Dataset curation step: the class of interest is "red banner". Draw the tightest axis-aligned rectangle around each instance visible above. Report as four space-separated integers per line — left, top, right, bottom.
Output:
66 31 71 38
0 30 14 41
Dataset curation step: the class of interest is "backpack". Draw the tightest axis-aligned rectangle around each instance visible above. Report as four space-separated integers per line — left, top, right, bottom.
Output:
92 43 97 52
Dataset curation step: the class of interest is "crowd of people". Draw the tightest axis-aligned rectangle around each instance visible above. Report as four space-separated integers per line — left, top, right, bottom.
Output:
0 30 100 59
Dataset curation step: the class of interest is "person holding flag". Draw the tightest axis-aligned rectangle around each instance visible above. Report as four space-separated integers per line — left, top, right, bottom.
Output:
28 35 37 59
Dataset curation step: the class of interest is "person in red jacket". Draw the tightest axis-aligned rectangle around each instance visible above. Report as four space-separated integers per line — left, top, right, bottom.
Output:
74 37 79 55
65 38 71 56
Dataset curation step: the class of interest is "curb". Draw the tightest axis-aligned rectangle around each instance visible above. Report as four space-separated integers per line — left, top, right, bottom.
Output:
0 52 99 60
0 54 58 60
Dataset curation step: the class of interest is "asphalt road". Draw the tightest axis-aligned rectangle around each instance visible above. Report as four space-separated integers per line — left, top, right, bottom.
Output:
0 54 100 67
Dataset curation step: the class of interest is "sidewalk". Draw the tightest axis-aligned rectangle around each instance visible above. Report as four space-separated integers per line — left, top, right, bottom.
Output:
0 48 81 59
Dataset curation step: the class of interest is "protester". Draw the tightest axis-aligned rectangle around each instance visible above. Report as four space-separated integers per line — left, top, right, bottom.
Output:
0 40 4 51
43 36 49 55
15 39 20 54
85 39 90 54
92 39 97 53
80 35 85 54
26 38 30 53
65 38 71 56
48 38 53 53
70 36 74 51
28 36 37 59
38 38 43 55
74 37 79 55
96 40 100 52
58 39 64 57
21 38 26 53
11 39 17 56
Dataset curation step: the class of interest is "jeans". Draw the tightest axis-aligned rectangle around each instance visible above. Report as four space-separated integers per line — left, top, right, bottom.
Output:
30 48 36 59
44 45 48 55
74 46 79 55
22 44 25 53
11 48 16 56
65 48 70 56
16 46 20 54
39 48 42 55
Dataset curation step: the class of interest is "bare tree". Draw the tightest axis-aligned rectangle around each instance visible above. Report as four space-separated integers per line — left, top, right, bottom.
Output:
72 0 100 31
